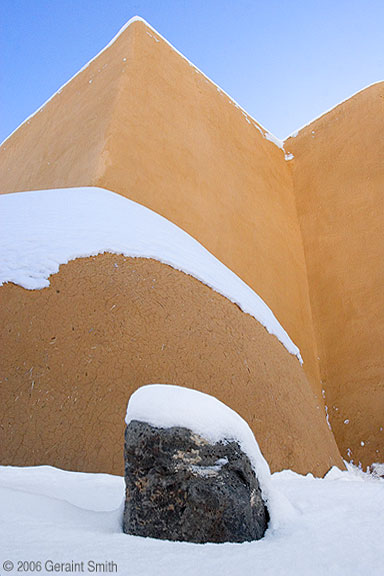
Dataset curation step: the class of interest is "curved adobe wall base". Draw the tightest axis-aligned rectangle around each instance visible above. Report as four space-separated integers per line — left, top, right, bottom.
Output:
0 254 342 476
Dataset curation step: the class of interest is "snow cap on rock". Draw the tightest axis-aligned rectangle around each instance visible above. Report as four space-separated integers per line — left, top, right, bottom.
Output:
126 384 274 506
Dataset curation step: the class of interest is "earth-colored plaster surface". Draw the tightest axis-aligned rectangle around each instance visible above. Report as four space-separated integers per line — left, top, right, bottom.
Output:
0 19 320 392
0 254 342 476
0 18 382 471
285 82 384 468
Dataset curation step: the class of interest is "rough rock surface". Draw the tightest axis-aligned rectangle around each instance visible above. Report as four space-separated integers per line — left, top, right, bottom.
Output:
123 420 269 543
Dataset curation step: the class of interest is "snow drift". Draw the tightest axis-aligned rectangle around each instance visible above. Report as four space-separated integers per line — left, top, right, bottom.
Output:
0 186 301 362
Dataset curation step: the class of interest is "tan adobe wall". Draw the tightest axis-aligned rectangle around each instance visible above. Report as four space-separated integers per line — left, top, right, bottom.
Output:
0 20 320 393
1 19 382 471
0 254 342 476
285 82 384 468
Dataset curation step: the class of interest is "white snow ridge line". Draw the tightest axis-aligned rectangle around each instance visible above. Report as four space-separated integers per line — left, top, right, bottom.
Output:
0 186 302 362
0 16 285 154
283 80 383 141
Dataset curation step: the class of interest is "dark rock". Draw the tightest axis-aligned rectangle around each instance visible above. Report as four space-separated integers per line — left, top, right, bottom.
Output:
123 420 269 543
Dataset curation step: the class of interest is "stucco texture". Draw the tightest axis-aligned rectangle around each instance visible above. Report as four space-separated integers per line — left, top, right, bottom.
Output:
0 20 320 392
0 254 342 476
0 19 382 471
285 82 384 468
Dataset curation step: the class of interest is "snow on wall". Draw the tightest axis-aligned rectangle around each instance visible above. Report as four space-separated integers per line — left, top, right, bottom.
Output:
283 80 383 141
0 187 302 362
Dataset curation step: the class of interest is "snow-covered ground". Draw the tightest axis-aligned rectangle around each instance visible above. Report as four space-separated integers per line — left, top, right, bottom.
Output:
0 464 383 575
0 186 301 361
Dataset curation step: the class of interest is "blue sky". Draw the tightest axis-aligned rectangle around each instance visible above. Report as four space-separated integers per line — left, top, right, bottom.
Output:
1 0 383 143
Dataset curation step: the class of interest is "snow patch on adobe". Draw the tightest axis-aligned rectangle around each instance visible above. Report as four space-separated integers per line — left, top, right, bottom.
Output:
0 186 302 362
264 132 284 150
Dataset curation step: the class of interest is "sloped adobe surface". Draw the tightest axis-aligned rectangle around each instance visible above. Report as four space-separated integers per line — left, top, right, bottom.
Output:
0 254 342 476
0 18 382 469
0 19 320 391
